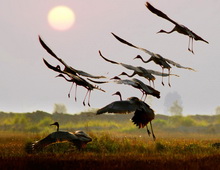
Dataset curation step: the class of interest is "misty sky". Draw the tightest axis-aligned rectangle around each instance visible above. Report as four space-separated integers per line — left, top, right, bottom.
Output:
1 0 220 115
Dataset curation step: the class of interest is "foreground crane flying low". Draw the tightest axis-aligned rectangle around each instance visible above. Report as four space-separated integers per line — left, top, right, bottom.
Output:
97 95 156 140
99 50 179 87
145 2 209 54
26 122 92 153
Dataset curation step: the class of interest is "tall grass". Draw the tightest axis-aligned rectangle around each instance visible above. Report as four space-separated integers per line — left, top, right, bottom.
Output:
0 131 220 169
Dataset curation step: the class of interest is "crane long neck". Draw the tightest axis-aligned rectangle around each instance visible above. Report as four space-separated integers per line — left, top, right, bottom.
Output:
58 74 73 82
138 56 151 63
56 124 59 131
125 72 136 77
158 27 176 34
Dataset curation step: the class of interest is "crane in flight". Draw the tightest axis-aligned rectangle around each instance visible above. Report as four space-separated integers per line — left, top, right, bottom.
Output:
99 50 179 87
97 96 156 140
111 32 193 86
145 2 209 54
39 35 106 79
43 59 105 106
89 76 160 99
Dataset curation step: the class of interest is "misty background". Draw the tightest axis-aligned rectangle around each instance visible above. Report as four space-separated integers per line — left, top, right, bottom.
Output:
1 0 220 115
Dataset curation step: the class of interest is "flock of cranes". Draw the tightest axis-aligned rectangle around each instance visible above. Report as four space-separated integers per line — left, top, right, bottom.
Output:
37 2 208 147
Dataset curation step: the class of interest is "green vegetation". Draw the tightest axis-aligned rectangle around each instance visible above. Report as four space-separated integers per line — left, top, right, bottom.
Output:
0 111 220 169
0 110 219 135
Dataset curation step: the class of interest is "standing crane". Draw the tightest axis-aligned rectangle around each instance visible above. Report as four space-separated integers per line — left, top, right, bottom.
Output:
145 2 209 54
97 96 156 140
27 122 92 153
99 50 178 87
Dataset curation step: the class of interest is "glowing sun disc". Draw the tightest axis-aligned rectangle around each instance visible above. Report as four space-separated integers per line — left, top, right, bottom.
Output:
48 6 75 31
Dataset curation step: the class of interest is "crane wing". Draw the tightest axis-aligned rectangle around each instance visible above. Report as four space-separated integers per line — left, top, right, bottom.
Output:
97 101 138 115
147 69 179 77
164 58 196 71
132 106 154 128
43 58 63 73
99 50 119 64
146 2 178 26
120 63 140 72
74 68 106 79
132 78 160 98
111 33 153 56
40 36 106 79
39 36 69 67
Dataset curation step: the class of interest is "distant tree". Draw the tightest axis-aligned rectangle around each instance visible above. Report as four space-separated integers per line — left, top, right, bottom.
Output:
164 91 183 114
215 106 220 115
53 103 67 114
169 100 183 116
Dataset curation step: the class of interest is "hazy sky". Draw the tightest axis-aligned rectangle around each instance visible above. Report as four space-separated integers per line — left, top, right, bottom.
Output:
1 0 220 115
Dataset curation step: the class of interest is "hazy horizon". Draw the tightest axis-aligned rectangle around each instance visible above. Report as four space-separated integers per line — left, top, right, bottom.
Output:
1 0 220 116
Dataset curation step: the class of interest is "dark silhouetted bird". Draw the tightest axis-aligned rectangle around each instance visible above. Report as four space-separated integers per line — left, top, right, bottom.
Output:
99 50 178 87
145 2 208 53
39 35 106 79
97 96 156 140
27 122 92 153
134 55 195 86
43 59 105 106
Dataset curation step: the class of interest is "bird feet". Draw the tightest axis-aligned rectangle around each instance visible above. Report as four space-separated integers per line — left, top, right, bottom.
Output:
188 48 194 54
147 129 151 136
153 134 156 141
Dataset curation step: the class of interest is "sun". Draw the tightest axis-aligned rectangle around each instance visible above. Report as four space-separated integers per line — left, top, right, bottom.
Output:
48 6 76 31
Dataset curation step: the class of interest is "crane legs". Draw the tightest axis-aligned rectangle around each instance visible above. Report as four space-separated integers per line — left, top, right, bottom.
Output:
150 121 156 141
188 36 194 54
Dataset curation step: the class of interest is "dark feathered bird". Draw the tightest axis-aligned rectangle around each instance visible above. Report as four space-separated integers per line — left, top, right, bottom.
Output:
111 32 191 86
99 50 178 87
111 76 160 99
134 55 195 87
55 73 105 106
97 96 156 140
39 36 106 79
27 122 92 153
146 2 208 54
43 59 105 106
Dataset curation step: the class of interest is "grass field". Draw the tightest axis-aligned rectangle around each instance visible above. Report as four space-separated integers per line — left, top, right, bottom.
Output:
0 131 220 170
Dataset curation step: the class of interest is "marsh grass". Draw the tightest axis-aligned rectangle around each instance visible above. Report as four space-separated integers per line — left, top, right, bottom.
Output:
0 131 220 169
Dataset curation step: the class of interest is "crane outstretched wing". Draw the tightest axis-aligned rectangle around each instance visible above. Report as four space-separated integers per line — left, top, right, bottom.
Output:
74 68 106 79
145 2 178 26
43 58 63 73
111 33 153 56
97 101 138 115
147 69 179 77
40 36 107 78
39 36 69 67
164 58 196 71
99 50 119 64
